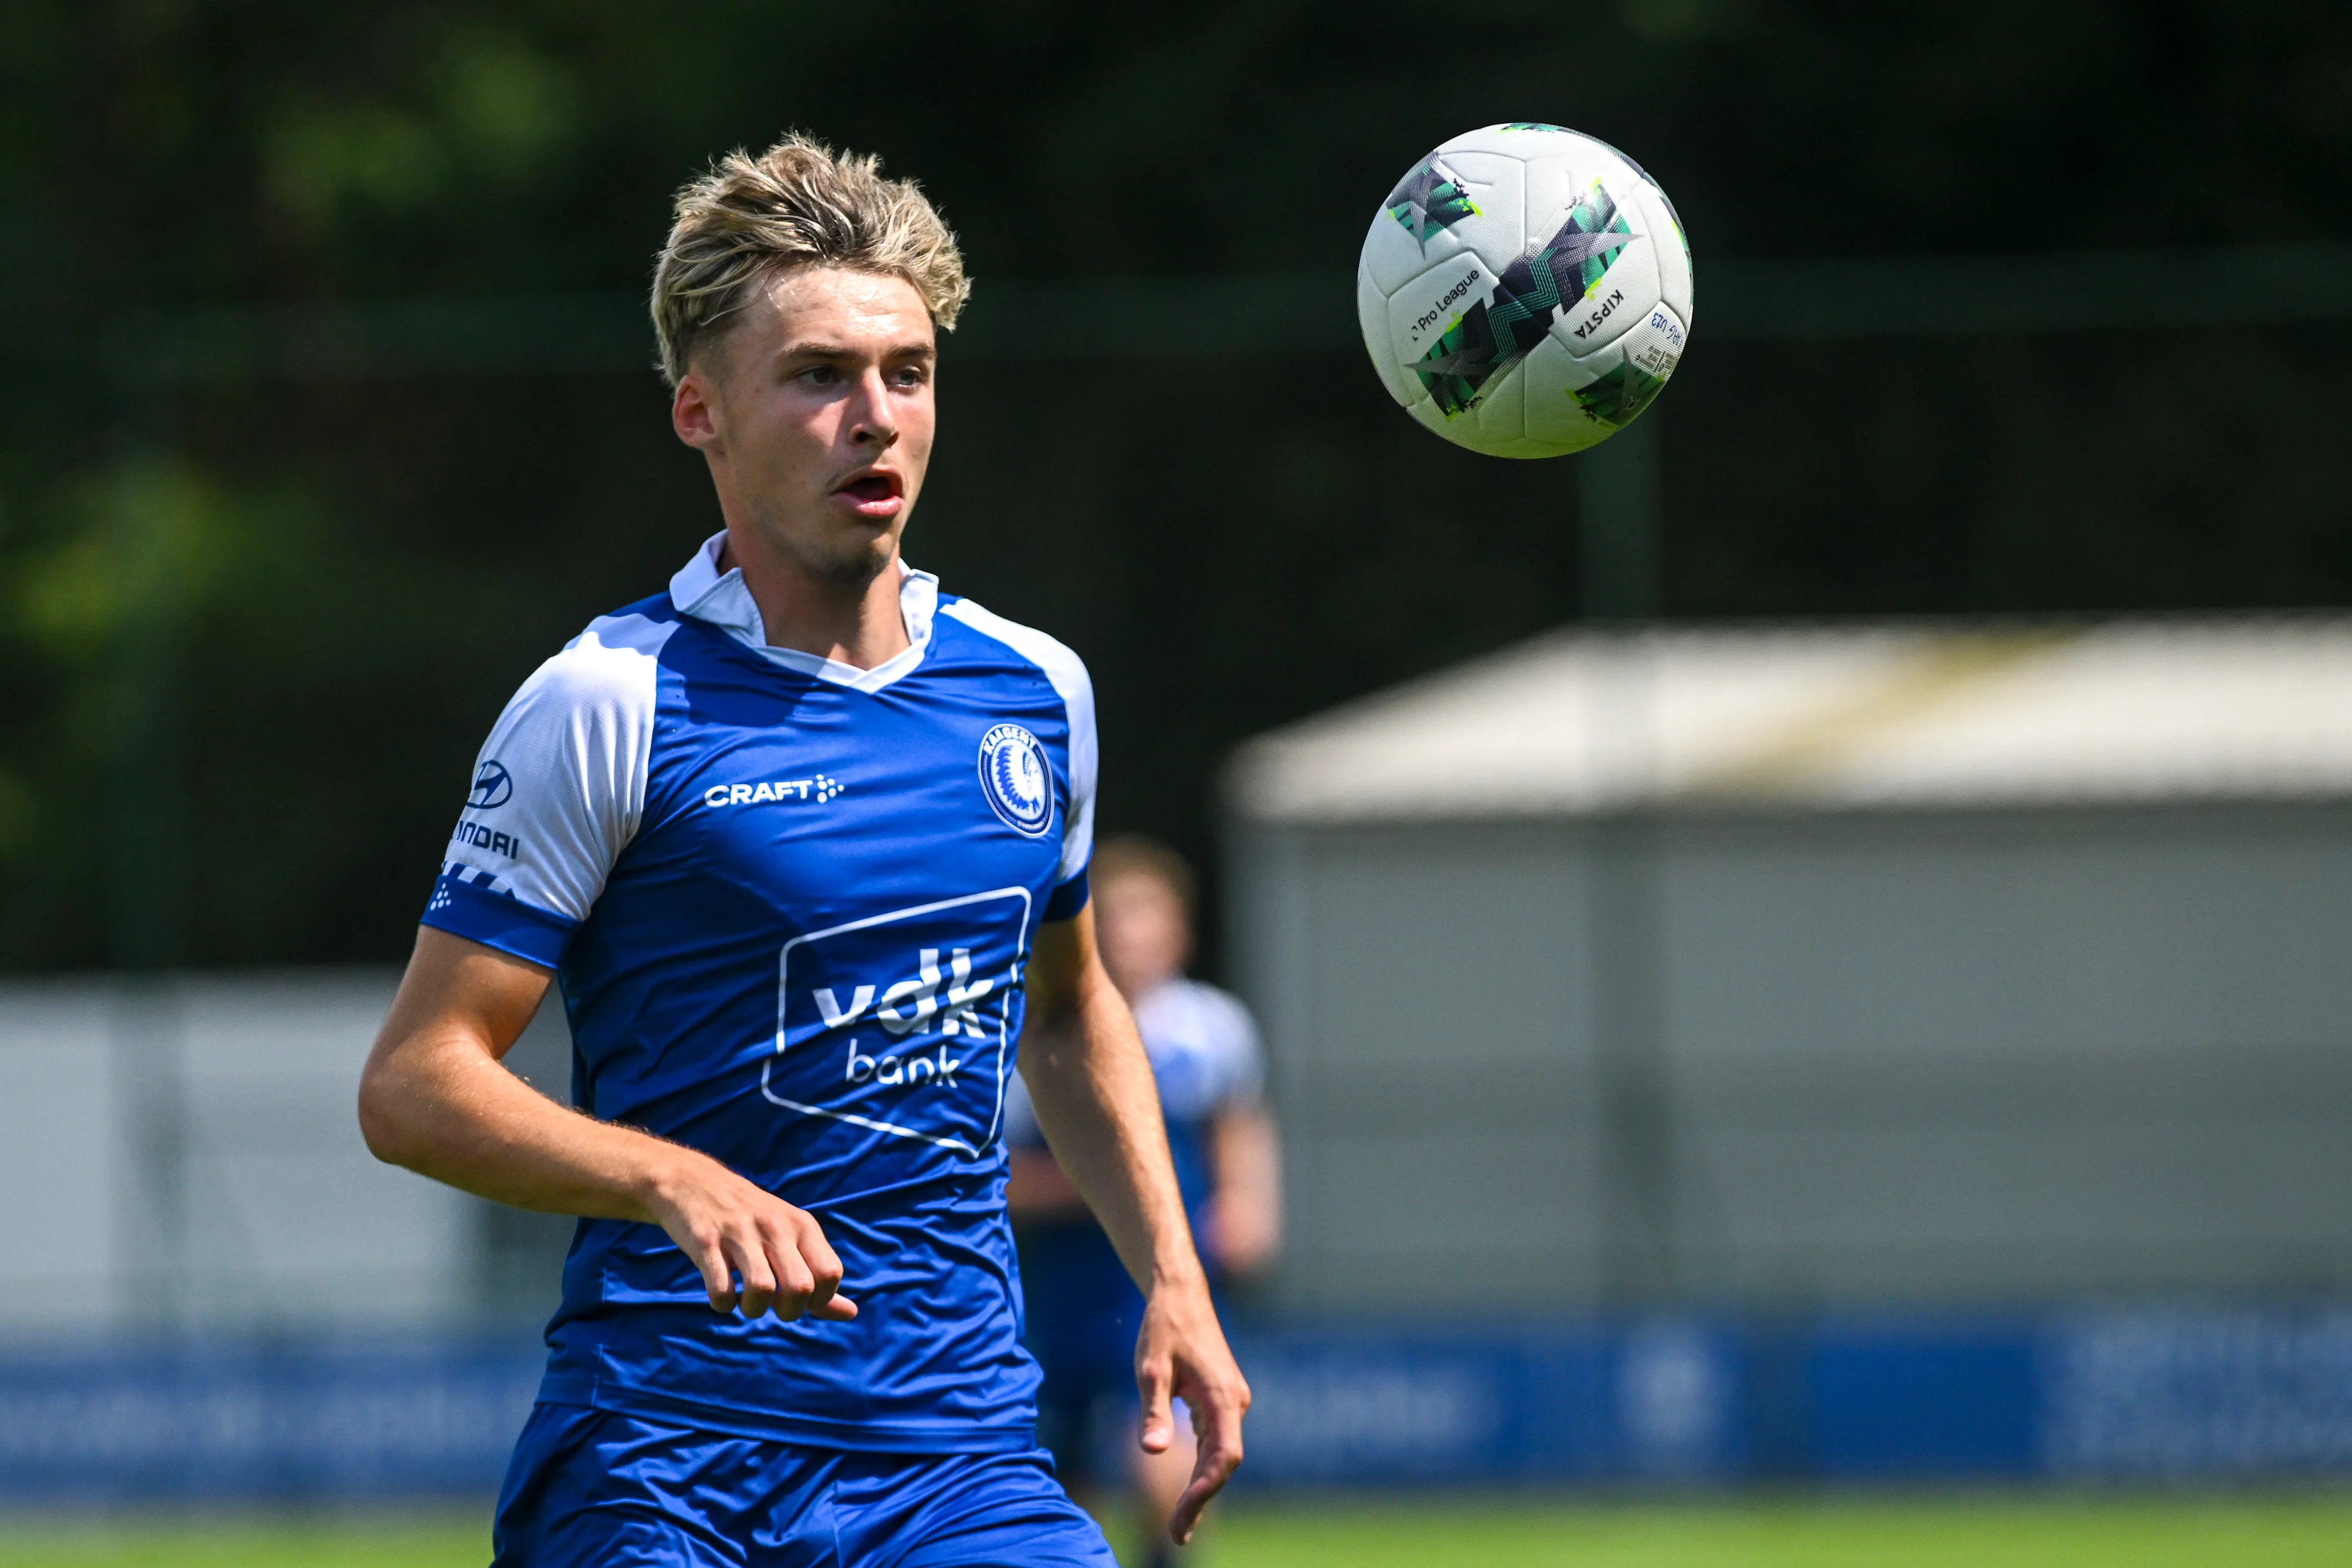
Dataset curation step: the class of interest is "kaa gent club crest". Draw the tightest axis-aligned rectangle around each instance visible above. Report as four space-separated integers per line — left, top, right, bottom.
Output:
976 723 1054 838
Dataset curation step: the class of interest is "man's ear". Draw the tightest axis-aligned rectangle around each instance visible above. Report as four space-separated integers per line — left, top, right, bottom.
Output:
673 369 722 450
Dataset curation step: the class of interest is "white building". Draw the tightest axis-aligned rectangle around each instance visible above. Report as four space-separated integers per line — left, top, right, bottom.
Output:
1224 618 2352 1313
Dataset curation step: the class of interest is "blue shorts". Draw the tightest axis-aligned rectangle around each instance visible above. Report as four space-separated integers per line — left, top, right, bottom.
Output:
1016 1218 1226 1487
1016 1220 1145 1485
492 1403 1117 1568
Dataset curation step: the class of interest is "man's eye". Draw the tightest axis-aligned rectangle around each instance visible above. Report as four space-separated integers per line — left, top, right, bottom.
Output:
800 365 838 385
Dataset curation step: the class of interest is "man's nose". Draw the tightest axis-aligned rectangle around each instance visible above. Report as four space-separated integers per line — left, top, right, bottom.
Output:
849 369 899 446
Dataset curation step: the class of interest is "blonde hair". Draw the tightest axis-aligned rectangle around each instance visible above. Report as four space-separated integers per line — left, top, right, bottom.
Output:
650 132 969 387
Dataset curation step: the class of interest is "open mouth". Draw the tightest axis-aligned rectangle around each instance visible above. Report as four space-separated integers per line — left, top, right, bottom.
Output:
837 473 902 505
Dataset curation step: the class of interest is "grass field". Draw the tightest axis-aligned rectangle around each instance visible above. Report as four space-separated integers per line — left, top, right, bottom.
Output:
5 1495 2352 1567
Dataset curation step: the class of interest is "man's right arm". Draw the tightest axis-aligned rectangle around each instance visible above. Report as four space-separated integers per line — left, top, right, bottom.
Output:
357 924 853 1323
1207 1102 1282 1276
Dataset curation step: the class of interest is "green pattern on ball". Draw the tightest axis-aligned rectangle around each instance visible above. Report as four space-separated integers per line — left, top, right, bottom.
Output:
1409 179 1640 418
1559 178 1636 301
1590 132 1692 276
1569 356 1670 428
1387 158 1480 249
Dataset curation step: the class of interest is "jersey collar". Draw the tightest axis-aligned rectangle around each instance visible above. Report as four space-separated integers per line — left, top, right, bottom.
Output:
668 530 938 693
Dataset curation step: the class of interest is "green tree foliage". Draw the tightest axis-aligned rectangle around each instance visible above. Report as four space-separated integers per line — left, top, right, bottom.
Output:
0 2 2347 969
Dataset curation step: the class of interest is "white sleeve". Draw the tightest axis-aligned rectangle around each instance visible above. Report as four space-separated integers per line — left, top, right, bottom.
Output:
1052 655 1098 886
1202 986 1267 1110
423 614 669 965
937 600 1097 888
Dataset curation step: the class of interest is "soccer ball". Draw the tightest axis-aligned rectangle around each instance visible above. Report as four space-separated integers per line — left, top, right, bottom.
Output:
1357 124 1694 459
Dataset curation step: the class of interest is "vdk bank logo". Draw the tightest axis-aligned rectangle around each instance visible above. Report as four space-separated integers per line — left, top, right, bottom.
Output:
978 723 1053 837
814 946 994 1089
469 760 513 810
765 887 1032 1157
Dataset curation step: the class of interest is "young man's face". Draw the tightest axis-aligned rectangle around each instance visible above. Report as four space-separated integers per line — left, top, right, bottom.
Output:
672 265 937 586
1095 872 1191 1000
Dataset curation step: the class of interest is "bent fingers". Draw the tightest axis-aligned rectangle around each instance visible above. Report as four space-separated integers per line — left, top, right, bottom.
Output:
1169 1374 1247 1544
726 1229 780 1319
687 1229 739 1315
1135 1355 1175 1456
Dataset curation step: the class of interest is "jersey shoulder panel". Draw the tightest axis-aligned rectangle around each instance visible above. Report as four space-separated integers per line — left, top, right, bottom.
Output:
533 600 679 724
937 596 1098 888
421 601 679 964
1137 978 1267 1117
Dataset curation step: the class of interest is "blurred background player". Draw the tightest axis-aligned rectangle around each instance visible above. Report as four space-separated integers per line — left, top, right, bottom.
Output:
1008 837 1281 1564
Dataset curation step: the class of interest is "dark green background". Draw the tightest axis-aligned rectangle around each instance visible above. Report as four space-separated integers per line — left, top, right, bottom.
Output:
2 1 2347 972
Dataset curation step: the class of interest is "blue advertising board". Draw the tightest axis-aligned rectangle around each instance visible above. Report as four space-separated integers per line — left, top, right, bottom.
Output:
4 1307 2352 1498
0 1336 542 1499
1231 1319 1741 1485
1231 1307 2352 1486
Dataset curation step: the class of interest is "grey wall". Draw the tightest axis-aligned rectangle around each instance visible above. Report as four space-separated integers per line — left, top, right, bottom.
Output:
1229 804 2352 1314
481 992 579 1322
0 970 578 1333
1230 825 1607 1310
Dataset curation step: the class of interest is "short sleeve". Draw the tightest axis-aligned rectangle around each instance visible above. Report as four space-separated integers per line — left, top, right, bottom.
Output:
1041 654 1095 923
937 598 1096 921
420 614 671 968
1131 981 1268 1121
1198 985 1266 1111
1053 656 1098 893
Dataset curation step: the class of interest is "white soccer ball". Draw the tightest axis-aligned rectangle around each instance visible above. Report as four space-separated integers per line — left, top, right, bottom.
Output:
1357 123 1695 459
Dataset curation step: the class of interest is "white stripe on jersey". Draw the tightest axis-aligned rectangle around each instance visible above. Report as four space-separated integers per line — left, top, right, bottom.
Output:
940 598 1099 886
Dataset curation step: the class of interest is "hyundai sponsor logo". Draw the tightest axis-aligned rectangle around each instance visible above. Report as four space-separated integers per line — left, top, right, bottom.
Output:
469 761 513 810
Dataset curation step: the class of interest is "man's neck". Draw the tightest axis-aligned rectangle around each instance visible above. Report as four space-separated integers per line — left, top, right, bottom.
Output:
718 524 913 671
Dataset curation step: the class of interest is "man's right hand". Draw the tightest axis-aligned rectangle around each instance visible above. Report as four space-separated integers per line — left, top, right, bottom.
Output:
643 1148 856 1322
361 927 856 1326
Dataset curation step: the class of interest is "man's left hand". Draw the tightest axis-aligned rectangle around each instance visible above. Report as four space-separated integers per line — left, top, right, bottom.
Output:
1135 1272 1250 1545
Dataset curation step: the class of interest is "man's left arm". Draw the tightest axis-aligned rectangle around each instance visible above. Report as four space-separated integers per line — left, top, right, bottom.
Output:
1017 905 1250 1545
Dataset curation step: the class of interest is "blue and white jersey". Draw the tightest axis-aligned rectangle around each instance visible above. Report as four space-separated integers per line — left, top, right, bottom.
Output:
1008 978 1262 1226
421 532 1096 1453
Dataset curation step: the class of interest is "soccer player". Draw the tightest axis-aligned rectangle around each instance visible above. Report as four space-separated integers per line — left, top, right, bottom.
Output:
356 135 1249 1567
1007 837 1280 1567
